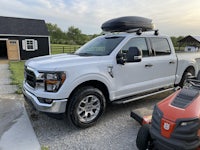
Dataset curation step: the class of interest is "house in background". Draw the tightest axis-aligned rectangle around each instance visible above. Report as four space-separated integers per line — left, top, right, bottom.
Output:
178 35 200 52
0 16 50 60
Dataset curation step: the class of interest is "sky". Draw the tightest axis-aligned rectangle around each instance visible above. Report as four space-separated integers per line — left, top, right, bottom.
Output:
1 0 200 36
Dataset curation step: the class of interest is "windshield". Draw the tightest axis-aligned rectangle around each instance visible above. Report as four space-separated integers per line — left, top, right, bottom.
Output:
75 36 124 56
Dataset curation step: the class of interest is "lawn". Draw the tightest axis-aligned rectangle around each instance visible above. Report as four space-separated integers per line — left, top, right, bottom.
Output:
9 61 25 94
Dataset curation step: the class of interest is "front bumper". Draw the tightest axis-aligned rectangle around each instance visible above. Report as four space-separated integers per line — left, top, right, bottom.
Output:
22 87 68 113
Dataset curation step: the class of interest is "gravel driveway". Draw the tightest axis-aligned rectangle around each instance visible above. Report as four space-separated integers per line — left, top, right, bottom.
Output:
25 91 172 150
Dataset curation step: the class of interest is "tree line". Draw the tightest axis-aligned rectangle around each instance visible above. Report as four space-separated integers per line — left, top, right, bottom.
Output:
46 23 185 47
171 36 185 48
46 23 99 45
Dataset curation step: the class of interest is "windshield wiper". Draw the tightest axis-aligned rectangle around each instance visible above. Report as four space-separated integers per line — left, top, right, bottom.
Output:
76 53 94 56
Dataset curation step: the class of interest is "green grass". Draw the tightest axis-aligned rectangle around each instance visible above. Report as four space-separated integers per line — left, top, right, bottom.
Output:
9 61 25 94
41 146 49 150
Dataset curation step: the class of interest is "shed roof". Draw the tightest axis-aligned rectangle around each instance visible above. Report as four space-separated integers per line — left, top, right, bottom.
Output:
178 35 200 45
0 16 49 36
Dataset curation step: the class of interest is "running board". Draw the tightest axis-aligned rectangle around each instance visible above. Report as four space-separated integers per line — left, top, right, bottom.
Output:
112 87 174 104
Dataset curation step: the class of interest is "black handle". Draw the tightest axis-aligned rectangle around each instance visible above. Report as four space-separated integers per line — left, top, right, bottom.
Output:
145 64 153 67
169 61 175 64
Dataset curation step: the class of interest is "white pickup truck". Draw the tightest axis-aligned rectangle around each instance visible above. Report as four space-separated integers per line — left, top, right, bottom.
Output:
23 17 200 128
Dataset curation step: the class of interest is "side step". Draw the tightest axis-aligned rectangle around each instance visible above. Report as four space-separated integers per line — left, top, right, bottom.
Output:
112 87 174 104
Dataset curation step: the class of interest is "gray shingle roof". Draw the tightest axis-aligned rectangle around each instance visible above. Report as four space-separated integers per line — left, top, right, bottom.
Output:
178 35 200 44
192 36 200 43
0 16 49 36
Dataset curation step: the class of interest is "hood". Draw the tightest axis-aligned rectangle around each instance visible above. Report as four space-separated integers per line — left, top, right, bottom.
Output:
157 89 200 122
25 54 104 71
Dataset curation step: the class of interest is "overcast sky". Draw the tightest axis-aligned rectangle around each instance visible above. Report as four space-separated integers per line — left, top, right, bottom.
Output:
1 0 200 36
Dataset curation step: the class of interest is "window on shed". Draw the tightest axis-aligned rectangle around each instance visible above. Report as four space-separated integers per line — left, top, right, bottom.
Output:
9 40 17 45
151 38 171 56
22 39 38 51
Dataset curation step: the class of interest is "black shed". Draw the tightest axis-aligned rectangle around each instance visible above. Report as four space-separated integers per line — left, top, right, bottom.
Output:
0 16 50 60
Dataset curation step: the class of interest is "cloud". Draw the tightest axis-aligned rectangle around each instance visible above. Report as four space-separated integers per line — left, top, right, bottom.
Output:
0 0 200 35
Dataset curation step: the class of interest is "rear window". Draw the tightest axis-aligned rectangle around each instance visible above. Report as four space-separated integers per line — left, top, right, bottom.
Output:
151 38 171 56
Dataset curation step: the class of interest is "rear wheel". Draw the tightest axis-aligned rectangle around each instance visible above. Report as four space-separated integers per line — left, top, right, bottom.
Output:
136 124 152 150
67 86 106 128
179 70 194 88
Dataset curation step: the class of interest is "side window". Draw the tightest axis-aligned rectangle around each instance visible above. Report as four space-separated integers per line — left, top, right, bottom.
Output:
122 38 149 57
151 38 171 56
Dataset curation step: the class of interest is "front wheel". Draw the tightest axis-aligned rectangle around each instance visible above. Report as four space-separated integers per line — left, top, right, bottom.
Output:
136 124 152 150
67 86 106 128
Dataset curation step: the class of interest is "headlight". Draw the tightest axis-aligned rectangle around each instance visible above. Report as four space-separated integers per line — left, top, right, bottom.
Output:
180 119 198 126
44 72 66 92
35 72 66 92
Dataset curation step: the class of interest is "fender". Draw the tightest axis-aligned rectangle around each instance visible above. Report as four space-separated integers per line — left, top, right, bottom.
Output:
60 73 115 100
175 59 197 84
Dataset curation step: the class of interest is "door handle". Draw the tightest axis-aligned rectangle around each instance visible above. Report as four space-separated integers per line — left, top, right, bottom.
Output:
169 61 175 64
145 64 153 67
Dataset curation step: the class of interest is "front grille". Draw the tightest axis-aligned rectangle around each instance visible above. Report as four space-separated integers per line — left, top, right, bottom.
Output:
151 105 163 136
150 105 200 150
25 67 36 88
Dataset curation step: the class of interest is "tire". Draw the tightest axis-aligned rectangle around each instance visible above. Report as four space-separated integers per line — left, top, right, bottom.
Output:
67 86 106 128
179 70 194 88
136 124 151 150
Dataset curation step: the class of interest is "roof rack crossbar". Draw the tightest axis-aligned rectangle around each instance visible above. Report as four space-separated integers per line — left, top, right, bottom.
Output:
102 28 159 36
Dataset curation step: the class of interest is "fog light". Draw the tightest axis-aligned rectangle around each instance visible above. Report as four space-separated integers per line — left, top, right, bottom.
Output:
44 99 53 104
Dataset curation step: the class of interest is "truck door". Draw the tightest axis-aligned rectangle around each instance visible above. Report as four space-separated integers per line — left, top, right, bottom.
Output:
114 37 156 99
149 37 177 88
114 37 177 99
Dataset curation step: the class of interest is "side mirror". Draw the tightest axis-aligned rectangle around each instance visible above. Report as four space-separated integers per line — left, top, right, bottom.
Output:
116 52 126 65
126 47 142 62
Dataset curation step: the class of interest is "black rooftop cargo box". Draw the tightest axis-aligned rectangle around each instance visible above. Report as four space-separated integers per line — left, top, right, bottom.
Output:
101 16 154 32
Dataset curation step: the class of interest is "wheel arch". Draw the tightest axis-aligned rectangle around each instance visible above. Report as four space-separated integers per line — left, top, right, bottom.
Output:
68 80 110 103
176 66 195 87
176 65 196 85
183 66 195 77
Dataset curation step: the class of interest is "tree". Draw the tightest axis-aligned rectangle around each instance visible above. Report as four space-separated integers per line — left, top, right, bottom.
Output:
46 23 66 44
66 26 89 45
171 36 185 47
46 23 101 45
171 36 185 51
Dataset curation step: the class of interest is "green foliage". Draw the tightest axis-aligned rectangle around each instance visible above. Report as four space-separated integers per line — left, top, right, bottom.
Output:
9 61 25 94
171 36 189 51
46 23 67 44
66 26 89 45
41 146 49 150
46 23 100 45
170 36 184 47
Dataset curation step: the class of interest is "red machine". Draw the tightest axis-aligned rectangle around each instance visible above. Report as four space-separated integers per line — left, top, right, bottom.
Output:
131 79 200 150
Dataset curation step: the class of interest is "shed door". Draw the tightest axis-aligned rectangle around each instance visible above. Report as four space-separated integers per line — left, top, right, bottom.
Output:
6 40 20 60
